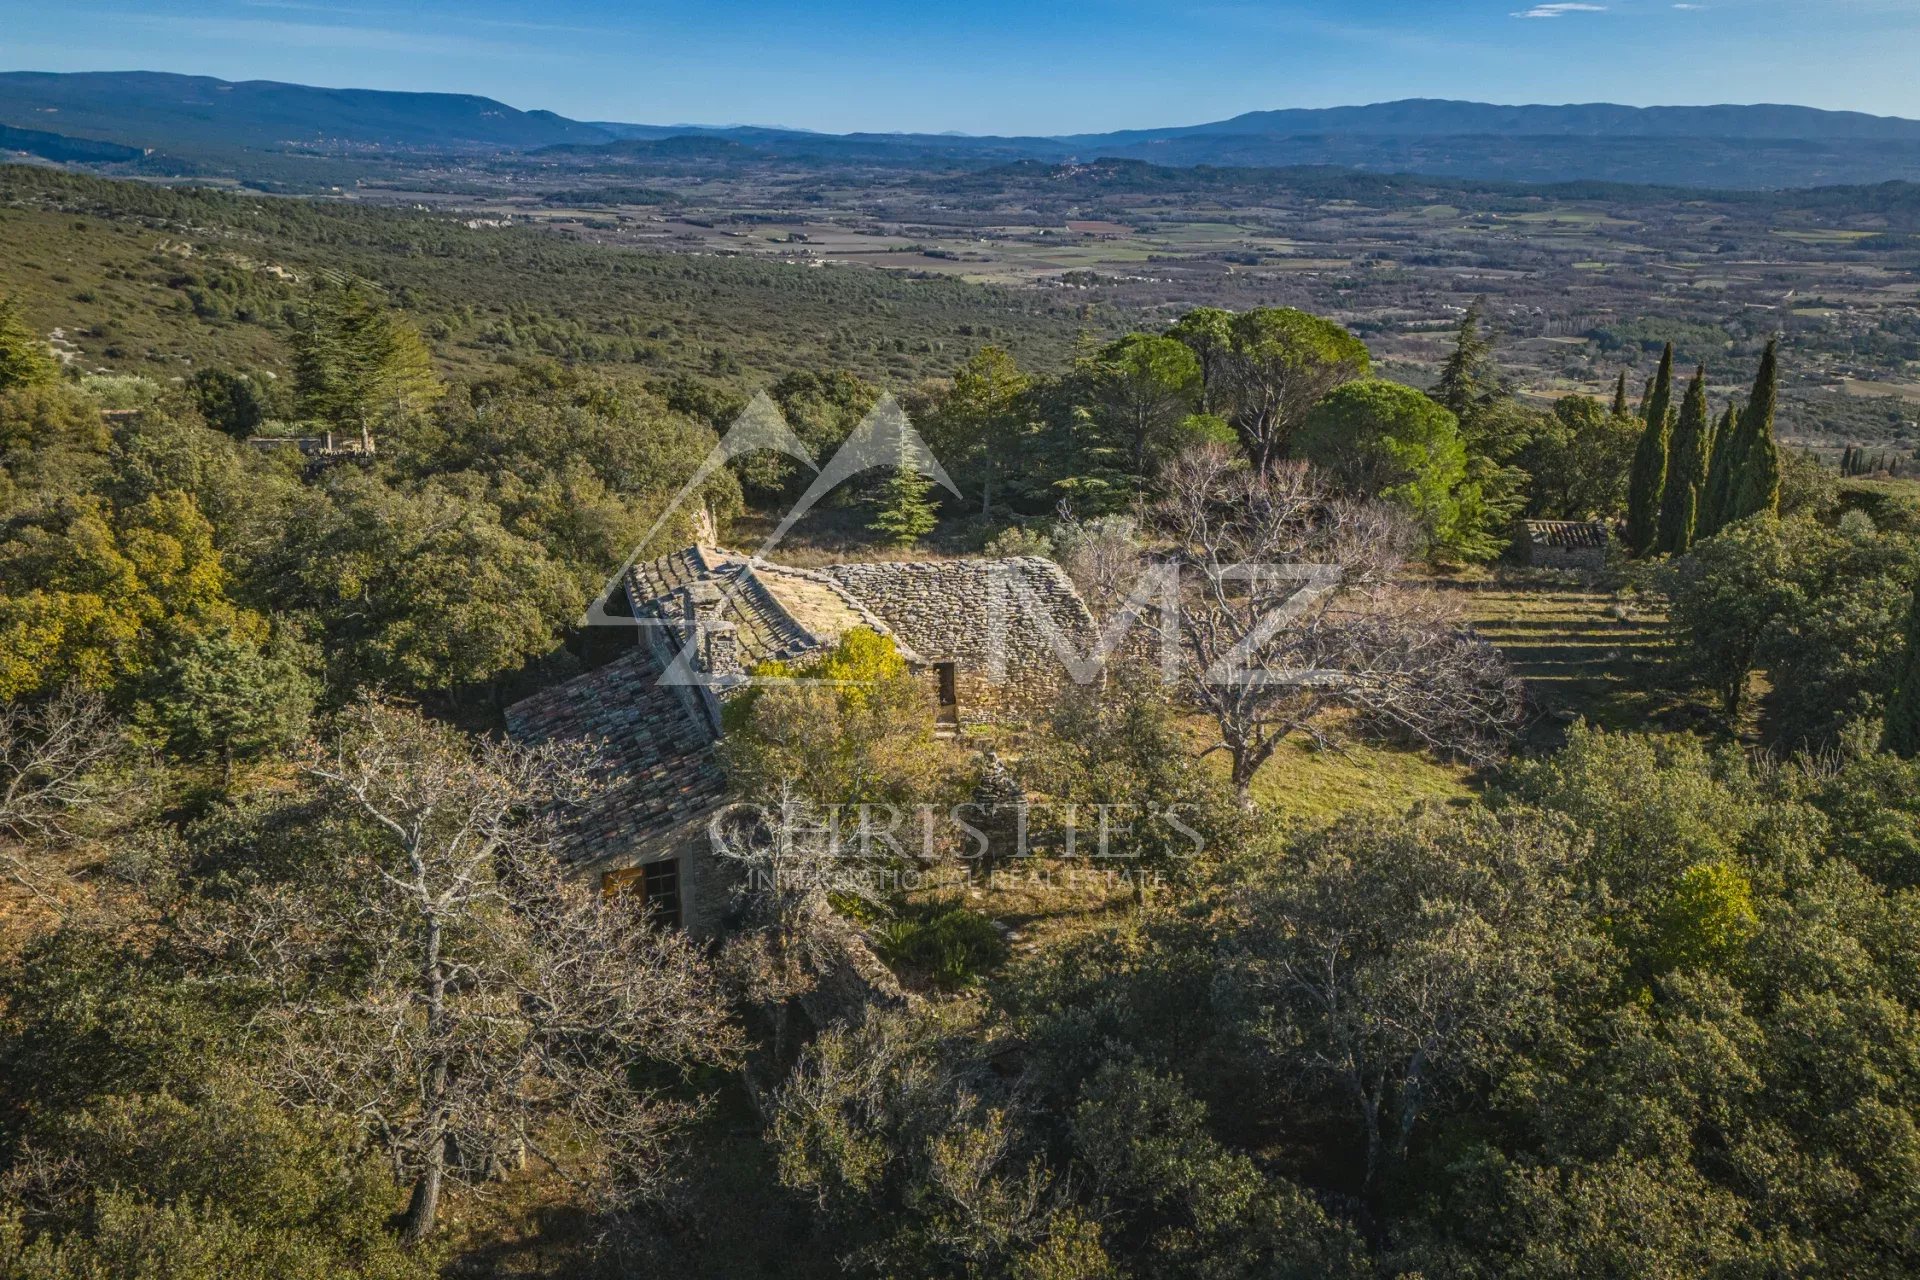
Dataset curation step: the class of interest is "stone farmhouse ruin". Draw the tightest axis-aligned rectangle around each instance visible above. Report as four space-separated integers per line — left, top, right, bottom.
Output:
506 545 1099 932
1518 519 1614 570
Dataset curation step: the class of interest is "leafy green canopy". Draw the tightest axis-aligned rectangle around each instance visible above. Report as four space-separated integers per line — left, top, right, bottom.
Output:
1175 306 1370 472
1881 572 1920 757
1296 378 1501 562
1516 393 1640 519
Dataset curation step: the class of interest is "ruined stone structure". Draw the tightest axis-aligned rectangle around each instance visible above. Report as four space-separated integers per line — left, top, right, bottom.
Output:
505 546 1099 935
246 426 377 459
823 556 1100 720
1519 519 1613 570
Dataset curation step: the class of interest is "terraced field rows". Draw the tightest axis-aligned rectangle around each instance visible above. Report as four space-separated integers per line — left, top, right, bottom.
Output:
1443 577 1677 736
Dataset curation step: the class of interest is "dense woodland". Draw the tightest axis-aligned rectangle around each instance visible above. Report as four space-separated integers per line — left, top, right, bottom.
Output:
0 166 1095 386
3 164 1920 1279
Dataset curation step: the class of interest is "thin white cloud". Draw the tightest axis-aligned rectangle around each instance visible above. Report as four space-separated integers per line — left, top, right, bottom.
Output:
1512 3 1608 17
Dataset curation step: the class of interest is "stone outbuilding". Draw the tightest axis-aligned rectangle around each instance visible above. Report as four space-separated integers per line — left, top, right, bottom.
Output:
1519 520 1613 570
505 545 1100 933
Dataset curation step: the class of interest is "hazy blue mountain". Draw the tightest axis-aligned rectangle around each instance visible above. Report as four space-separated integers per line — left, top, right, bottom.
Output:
573 98 1920 186
0 70 613 153
11 72 1920 188
1062 99 1920 145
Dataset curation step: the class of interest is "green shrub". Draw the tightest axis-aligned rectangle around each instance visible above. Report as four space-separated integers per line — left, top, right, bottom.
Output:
873 900 1008 990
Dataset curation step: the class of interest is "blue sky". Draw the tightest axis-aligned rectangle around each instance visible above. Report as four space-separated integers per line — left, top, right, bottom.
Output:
3 0 1918 134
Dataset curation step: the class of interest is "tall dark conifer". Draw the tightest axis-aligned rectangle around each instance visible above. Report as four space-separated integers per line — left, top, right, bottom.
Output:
1626 343 1676 557
1725 340 1782 526
1885 574 1920 758
1433 299 1498 421
1657 366 1712 554
1611 370 1630 417
1700 402 1741 538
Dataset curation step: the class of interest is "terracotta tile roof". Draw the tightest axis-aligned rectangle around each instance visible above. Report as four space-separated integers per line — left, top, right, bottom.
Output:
504 650 726 867
1522 520 1613 550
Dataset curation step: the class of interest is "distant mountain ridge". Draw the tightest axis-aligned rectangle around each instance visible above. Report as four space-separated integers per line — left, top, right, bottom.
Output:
0 70 612 153
1066 99 1920 145
7 71 1920 189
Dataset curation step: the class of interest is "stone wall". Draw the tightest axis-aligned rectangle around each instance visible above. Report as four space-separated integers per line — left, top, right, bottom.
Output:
586 822 733 937
1530 545 1607 571
823 557 1100 720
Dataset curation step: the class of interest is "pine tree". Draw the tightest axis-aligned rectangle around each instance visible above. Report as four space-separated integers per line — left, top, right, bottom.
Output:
1724 340 1782 526
0 293 58 391
1434 299 1498 420
1611 370 1631 417
292 281 443 437
148 625 319 788
1656 366 1713 554
1885 574 1920 758
1626 344 1677 557
869 446 939 548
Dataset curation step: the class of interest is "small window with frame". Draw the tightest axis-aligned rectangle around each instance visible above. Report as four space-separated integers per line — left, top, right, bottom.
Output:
602 859 683 929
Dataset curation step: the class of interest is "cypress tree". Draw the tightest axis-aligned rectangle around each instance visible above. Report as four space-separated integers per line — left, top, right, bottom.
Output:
1885 574 1920 758
1700 402 1741 538
1657 366 1712 554
1725 340 1782 526
1626 344 1676 557
1611 370 1630 417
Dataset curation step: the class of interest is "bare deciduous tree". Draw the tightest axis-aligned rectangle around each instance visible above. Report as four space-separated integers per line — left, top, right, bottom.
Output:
710 776 920 1118
201 698 739 1243
1052 509 1144 621
1151 447 1521 799
0 686 135 907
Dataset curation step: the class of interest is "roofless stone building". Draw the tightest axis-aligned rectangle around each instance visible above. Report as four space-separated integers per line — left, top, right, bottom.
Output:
506 545 1099 932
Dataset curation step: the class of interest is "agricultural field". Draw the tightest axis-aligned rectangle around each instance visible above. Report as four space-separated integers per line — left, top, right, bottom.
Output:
325 154 1920 451
8 152 1920 461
